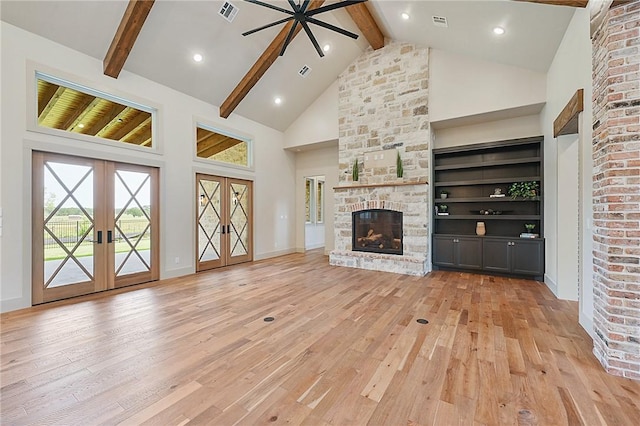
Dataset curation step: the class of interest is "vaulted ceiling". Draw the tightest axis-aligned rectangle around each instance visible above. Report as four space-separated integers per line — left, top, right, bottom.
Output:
1 1 580 132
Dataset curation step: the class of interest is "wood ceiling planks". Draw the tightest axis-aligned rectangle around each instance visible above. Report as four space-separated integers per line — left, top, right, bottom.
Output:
516 0 588 7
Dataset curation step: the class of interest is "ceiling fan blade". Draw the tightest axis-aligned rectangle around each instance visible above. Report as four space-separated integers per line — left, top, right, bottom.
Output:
301 21 325 57
279 21 299 56
242 16 295 36
306 0 366 17
287 0 300 12
244 0 294 16
307 16 360 39
300 0 311 13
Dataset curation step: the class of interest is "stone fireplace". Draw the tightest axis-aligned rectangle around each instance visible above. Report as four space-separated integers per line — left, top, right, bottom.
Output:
352 209 403 255
329 41 431 276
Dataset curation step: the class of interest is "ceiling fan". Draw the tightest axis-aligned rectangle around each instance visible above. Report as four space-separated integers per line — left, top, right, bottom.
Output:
242 0 366 57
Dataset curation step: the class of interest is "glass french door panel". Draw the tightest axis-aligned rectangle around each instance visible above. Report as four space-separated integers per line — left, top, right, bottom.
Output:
198 179 222 262
114 169 151 276
43 161 95 287
229 182 249 257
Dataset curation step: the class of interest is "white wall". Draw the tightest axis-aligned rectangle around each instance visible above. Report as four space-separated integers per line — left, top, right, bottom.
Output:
540 8 593 333
429 49 547 123
284 81 339 149
0 22 296 312
294 145 338 254
434 114 542 149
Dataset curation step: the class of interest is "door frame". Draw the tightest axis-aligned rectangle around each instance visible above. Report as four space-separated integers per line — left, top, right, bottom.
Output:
195 174 253 272
32 151 159 304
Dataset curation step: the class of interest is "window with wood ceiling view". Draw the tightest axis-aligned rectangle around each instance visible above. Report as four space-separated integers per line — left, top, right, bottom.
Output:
37 78 153 148
196 126 249 167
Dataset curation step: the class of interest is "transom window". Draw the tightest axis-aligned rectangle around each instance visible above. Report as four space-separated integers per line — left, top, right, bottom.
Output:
195 125 250 168
36 73 154 148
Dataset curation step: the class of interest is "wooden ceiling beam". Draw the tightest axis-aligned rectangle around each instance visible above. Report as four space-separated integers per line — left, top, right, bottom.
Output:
219 0 326 119
115 115 152 141
103 0 155 78
38 86 66 124
516 0 588 7
200 139 243 158
345 2 384 50
38 82 59 117
197 134 233 153
85 104 128 136
62 95 100 131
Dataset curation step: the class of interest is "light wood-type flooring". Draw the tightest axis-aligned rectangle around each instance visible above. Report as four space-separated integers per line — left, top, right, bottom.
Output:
2 250 640 425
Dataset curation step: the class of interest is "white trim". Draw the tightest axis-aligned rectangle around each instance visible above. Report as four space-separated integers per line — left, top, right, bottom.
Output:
254 248 296 261
26 62 163 155
544 273 559 297
193 117 255 171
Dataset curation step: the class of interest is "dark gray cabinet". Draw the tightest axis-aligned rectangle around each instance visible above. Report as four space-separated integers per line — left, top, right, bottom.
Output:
433 235 482 270
483 237 544 277
432 136 545 280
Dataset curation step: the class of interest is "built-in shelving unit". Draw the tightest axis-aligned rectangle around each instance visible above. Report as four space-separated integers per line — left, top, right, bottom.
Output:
432 136 544 279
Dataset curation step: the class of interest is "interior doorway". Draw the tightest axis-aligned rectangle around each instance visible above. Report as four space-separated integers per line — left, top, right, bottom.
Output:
304 175 325 250
32 152 159 304
196 174 253 272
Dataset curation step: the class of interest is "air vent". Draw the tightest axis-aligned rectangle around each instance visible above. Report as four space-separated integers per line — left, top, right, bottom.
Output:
298 65 312 78
432 16 448 28
219 1 239 23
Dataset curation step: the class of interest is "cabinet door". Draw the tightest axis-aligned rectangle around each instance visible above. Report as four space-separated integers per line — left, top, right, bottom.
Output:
433 236 456 267
512 239 544 275
457 237 482 270
483 238 510 273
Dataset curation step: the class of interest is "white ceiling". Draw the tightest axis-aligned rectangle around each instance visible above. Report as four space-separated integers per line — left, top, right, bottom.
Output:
0 1 576 131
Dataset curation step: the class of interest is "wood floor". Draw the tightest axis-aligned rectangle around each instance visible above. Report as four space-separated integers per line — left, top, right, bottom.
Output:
1 250 639 425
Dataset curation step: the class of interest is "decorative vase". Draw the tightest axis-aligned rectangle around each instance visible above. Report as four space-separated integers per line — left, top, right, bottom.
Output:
476 222 486 236
440 193 447 199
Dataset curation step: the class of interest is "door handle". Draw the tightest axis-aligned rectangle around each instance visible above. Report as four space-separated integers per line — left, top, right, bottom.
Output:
90 230 103 244
107 230 113 243
227 224 231 234
221 225 225 234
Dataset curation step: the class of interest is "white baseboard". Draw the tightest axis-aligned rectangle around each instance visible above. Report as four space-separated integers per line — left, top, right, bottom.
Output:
254 248 296 261
305 243 325 250
1 296 30 314
579 313 595 339
544 274 559 297
162 266 194 280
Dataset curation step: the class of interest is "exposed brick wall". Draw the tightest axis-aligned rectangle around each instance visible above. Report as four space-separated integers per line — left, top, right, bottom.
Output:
330 41 430 275
592 0 640 380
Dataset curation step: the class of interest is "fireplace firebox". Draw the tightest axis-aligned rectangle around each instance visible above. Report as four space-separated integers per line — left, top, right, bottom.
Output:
352 209 403 255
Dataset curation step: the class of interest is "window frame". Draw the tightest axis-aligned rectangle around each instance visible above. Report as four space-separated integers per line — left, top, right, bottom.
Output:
193 120 254 171
28 66 160 154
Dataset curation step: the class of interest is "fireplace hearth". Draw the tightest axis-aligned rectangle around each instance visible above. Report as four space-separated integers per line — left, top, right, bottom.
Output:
352 209 402 255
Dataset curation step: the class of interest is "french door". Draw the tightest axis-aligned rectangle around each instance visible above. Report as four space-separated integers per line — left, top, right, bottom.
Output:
196 174 253 272
32 152 159 304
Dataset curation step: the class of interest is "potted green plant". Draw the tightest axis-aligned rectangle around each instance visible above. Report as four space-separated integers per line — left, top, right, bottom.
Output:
439 204 448 214
352 158 359 182
508 181 539 199
524 223 536 233
396 151 403 179
439 189 449 199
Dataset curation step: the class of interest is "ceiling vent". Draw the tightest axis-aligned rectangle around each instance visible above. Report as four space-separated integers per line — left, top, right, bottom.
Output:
219 2 239 23
298 65 312 78
432 16 448 28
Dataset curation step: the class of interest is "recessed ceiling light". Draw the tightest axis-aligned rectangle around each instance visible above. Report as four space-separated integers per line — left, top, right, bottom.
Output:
323 44 331 52
401 12 410 20
493 27 505 35
193 53 203 62
77 123 85 128
274 97 282 105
